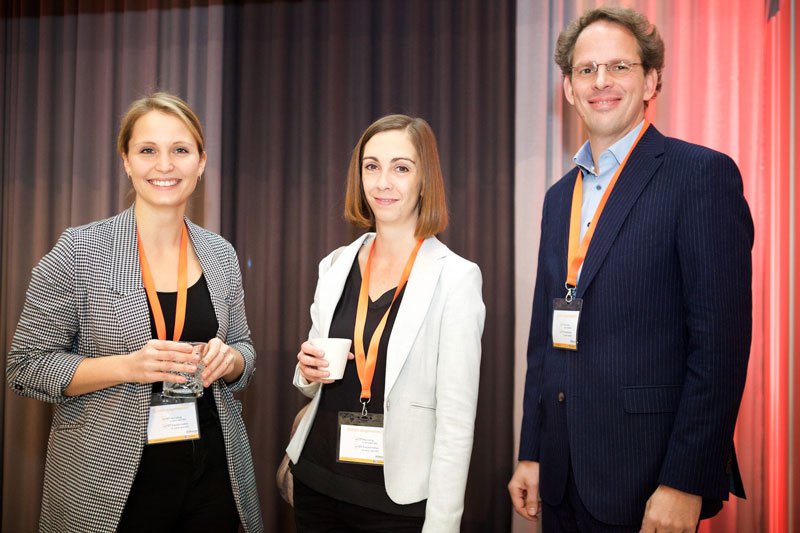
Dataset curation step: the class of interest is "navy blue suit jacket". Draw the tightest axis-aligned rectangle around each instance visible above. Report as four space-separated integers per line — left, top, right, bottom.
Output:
519 125 753 525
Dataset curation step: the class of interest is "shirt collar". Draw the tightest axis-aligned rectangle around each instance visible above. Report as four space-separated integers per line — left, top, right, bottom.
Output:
572 119 646 176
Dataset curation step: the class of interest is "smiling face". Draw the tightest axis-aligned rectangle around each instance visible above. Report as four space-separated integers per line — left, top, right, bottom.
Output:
360 129 422 234
122 110 206 211
563 20 657 152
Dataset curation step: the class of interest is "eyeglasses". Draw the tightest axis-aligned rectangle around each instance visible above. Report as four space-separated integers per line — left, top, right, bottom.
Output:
570 61 642 78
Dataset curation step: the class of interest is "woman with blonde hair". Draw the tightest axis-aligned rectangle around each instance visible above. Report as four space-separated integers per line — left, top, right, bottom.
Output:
7 92 262 532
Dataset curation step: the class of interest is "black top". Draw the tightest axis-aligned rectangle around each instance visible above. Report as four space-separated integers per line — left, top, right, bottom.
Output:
124 273 230 515
292 256 427 517
147 273 220 426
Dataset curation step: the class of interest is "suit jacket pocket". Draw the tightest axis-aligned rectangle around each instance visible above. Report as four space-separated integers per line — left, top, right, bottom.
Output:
623 385 682 414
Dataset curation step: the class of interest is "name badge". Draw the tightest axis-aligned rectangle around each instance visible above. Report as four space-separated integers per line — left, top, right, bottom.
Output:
146 393 200 445
552 297 583 350
337 411 384 465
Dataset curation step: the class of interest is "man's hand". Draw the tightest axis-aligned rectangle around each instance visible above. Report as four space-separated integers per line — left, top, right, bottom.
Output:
508 460 541 521
641 484 702 533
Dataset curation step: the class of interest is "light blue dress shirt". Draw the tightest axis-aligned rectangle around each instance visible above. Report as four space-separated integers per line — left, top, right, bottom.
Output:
571 119 645 285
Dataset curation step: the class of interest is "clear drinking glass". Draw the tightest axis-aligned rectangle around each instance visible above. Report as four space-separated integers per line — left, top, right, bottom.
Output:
162 341 206 398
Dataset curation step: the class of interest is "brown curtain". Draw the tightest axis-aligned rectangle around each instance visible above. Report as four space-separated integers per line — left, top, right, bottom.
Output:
1 1 515 531
1 3 225 532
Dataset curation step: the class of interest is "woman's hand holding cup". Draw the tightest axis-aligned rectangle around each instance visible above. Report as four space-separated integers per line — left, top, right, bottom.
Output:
297 338 353 384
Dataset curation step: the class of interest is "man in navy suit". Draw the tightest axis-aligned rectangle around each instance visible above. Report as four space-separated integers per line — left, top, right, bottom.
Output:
508 7 752 532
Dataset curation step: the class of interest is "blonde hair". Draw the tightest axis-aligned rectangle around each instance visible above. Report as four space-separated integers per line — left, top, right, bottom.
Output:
117 92 205 155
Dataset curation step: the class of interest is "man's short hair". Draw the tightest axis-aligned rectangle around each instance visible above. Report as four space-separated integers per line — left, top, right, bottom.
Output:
554 6 665 98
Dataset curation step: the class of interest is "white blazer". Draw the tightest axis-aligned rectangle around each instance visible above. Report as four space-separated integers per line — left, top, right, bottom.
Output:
286 233 485 532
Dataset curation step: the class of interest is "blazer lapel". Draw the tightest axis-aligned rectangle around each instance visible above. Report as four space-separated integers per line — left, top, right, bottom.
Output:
555 172 577 292
186 220 228 340
577 126 665 298
110 206 152 354
317 234 371 337
109 206 153 417
384 237 446 399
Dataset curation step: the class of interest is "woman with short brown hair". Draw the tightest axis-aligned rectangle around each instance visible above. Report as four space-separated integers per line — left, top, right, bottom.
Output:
286 114 485 532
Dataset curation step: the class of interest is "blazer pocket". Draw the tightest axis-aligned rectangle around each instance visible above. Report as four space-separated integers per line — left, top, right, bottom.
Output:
409 402 436 411
623 385 682 414
52 421 86 433
51 396 87 431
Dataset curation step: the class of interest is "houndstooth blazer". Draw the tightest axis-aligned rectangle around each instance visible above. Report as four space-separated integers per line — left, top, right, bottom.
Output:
7 206 263 533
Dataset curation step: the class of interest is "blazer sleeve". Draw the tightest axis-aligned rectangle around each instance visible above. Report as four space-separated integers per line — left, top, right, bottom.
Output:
658 150 753 498
6 229 86 403
221 242 256 393
518 192 553 461
423 261 485 532
292 248 339 398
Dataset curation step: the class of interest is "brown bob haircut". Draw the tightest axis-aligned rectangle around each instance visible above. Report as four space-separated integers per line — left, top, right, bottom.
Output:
117 91 205 156
344 114 449 238
554 6 665 102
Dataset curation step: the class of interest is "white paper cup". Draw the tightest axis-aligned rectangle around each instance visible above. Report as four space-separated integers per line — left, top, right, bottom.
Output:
309 338 351 380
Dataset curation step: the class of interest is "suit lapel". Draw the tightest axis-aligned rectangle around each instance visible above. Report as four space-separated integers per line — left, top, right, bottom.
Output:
577 126 665 298
317 234 371 337
555 172 577 291
110 206 152 354
384 237 446 399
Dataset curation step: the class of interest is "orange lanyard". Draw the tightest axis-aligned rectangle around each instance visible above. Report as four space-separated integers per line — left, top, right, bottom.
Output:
354 237 423 405
565 122 650 301
138 224 189 341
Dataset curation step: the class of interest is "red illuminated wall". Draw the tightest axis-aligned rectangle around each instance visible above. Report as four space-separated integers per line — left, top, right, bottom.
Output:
573 1 798 530
640 1 798 531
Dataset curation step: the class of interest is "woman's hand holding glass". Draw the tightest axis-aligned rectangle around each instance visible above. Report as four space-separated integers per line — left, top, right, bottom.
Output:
200 337 244 387
125 339 199 385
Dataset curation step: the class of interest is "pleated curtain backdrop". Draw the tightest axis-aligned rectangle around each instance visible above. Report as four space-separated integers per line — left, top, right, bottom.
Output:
217 1 515 531
0 3 226 531
223 0 514 532
0 1 515 532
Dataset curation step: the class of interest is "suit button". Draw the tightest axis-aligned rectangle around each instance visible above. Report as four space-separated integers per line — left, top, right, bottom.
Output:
557 392 566 403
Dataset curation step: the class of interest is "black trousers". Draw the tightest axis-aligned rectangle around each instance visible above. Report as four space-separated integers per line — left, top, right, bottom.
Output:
542 460 711 532
293 478 425 533
542 462 640 533
117 420 239 533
